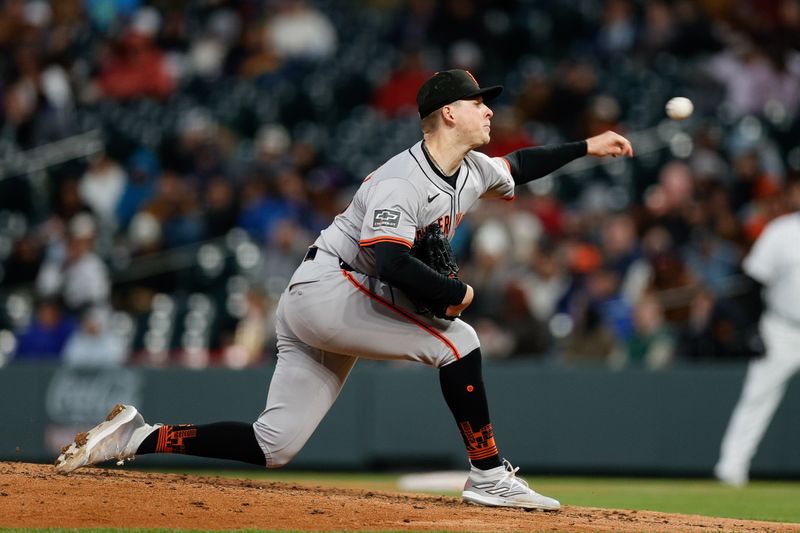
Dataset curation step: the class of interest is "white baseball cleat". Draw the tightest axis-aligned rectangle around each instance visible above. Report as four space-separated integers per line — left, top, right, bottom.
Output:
54 404 152 474
462 459 561 511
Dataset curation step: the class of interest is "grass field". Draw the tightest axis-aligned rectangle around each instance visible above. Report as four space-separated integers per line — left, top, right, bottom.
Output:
150 469 800 524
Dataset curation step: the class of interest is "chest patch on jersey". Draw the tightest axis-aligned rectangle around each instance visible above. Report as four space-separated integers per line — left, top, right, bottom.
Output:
373 209 401 228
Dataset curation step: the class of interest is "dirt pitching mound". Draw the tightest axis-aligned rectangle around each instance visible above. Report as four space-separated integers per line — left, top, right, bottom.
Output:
1 461 798 532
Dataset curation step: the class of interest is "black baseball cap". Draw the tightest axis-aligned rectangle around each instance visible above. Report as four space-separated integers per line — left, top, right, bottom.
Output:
417 69 503 119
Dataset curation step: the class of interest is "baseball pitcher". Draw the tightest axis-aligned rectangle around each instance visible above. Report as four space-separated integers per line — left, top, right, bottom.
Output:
56 69 632 510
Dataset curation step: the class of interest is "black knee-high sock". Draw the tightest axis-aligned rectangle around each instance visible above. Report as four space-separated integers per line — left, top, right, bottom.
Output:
439 348 502 470
137 422 266 466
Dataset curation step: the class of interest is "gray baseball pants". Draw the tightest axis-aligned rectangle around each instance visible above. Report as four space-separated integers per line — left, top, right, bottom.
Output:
252 247 480 467
716 313 800 479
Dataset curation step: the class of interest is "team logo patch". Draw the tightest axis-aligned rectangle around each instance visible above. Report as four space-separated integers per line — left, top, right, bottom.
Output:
373 209 401 228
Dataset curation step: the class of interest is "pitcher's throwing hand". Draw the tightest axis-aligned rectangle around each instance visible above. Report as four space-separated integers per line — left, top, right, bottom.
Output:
586 130 634 158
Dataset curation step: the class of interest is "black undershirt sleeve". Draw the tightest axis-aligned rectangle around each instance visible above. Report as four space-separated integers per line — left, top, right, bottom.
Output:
504 140 588 185
373 241 467 308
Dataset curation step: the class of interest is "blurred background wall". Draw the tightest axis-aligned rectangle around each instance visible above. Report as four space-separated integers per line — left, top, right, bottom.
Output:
4 362 800 476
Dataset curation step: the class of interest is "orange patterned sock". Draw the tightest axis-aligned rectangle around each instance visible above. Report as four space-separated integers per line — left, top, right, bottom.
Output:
439 349 502 470
136 422 266 466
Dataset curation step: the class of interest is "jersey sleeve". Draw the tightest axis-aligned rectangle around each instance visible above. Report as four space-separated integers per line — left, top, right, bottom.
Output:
743 220 782 284
359 178 420 248
469 151 516 201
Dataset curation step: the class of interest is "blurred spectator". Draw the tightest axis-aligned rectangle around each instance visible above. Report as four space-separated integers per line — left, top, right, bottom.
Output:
670 0 721 57
525 192 567 237
480 106 535 158
62 306 128 366
96 30 176 101
116 147 161 230
561 294 620 367
688 125 731 184
683 229 741 295
463 218 517 358
36 213 110 312
623 293 675 369
261 219 311 297
651 161 696 247
3 66 66 149
771 0 800 52
83 0 141 31
124 209 175 296
3 234 44 286
52 175 92 223
142 170 204 247
128 210 162 255
371 49 433 118
596 0 637 57
553 239 621 365
429 0 491 73
510 239 571 356
386 0 437 50
706 37 800 118
519 60 599 139
641 225 696 324
205 177 239 238
601 213 650 305
679 289 720 359
586 267 633 343
463 217 514 320
225 20 282 80
222 289 274 368
519 239 570 323
13 297 76 362
157 6 189 55
583 94 623 138
265 0 337 62
251 123 293 174
164 109 232 188
730 149 781 215
638 1 676 58
79 152 127 227
679 288 759 361
237 172 302 244
504 209 543 266
186 35 227 85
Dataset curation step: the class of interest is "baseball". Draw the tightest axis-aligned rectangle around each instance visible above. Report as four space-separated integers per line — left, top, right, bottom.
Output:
665 97 694 120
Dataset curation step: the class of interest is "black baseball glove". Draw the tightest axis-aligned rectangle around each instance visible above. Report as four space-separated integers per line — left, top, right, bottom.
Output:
409 223 460 319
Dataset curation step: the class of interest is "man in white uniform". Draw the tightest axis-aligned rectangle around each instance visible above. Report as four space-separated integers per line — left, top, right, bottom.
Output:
715 178 800 486
55 70 632 510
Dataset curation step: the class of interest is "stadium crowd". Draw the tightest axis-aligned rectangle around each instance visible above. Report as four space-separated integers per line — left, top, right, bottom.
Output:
1 0 799 369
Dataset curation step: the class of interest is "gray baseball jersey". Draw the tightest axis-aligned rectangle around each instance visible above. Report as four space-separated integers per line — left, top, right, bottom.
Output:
315 140 515 275
253 140 516 467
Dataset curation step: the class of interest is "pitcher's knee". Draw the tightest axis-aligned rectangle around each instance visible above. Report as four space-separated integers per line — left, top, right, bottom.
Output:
265 445 301 469
253 420 306 469
435 322 480 368
265 434 311 468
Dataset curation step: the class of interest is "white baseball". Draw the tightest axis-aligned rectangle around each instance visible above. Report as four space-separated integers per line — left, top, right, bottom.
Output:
665 97 694 120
